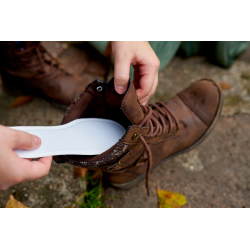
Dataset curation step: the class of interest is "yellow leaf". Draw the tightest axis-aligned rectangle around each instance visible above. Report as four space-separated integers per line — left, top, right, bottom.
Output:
157 186 187 208
220 82 232 90
5 195 29 208
8 96 34 108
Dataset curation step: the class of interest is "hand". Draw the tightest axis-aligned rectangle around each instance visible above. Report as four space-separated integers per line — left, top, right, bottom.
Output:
0 125 52 190
111 41 160 105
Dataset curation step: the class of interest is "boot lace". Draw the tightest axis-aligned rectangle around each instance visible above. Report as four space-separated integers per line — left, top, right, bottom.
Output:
138 102 180 195
14 42 66 85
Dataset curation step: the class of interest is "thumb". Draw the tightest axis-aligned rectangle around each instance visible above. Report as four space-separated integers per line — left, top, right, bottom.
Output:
114 56 130 94
9 129 41 150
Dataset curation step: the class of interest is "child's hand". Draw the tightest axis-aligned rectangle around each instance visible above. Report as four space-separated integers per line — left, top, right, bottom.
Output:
111 41 160 105
0 125 52 190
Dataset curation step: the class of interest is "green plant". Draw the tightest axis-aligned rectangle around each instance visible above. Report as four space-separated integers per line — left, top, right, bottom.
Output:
72 171 117 208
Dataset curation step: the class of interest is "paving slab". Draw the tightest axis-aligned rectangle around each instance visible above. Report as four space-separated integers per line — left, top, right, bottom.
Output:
0 42 250 208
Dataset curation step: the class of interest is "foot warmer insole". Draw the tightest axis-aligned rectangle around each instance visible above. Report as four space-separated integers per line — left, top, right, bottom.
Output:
11 119 126 158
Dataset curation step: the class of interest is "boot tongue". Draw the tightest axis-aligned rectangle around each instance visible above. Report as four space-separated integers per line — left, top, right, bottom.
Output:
104 78 145 125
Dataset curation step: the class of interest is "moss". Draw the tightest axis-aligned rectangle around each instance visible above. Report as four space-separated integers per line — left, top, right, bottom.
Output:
222 95 250 116
242 81 250 94
241 71 250 80
224 95 244 106
149 93 173 103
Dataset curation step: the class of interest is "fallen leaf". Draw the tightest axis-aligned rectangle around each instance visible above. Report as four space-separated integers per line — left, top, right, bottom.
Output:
157 186 187 208
5 195 29 208
9 96 34 108
220 82 232 90
74 167 88 178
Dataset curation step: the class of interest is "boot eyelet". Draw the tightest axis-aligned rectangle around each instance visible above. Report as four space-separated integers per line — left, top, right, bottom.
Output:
96 86 103 91
132 133 139 140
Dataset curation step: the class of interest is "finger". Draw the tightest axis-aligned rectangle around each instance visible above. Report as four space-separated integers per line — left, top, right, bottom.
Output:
136 59 159 101
8 129 41 150
38 156 52 168
140 94 150 105
139 87 157 105
19 156 52 182
24 158 33 161
114 54 131 94
133 63 157 105
151 73 159 97
139 74 158 105
136 72 155 101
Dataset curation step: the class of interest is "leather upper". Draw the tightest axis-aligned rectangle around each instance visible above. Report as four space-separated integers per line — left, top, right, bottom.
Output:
0 41 89 106
53 77 222 189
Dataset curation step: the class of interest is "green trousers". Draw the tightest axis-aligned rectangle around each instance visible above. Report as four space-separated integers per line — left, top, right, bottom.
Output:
89 41 249 76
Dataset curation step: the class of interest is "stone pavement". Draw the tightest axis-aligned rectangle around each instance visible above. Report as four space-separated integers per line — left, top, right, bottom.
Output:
0 42 250 208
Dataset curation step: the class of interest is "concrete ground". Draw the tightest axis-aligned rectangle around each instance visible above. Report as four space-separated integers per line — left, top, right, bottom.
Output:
1 42 250 208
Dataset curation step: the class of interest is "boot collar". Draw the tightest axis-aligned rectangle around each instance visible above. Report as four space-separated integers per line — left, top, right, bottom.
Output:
104 77 145 125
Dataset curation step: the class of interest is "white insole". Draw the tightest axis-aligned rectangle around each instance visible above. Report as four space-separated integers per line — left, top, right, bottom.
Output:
11 118 126 158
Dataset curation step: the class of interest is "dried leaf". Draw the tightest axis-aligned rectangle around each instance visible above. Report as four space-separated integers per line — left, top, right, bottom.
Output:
9 96 33 108
74 167 88 178
220 82 232 90
157 186 187 208
91 170 103 180
5 195 29 208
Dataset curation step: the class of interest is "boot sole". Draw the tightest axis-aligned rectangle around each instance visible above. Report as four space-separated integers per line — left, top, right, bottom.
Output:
110 81 223 190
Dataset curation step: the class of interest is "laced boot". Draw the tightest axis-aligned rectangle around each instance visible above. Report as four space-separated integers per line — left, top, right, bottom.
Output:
0 42 89 108
53 77 223 195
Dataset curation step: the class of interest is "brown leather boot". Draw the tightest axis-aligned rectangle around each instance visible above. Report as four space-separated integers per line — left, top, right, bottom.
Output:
0 42 89 108
53 77 223 194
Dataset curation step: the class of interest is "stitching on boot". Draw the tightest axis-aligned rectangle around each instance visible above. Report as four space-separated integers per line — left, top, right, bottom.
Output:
122 83 134 124
62 89 87 124
177 93 209 126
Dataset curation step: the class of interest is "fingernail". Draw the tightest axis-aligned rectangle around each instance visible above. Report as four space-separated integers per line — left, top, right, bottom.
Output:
115 85 126 94
33 135 41 145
